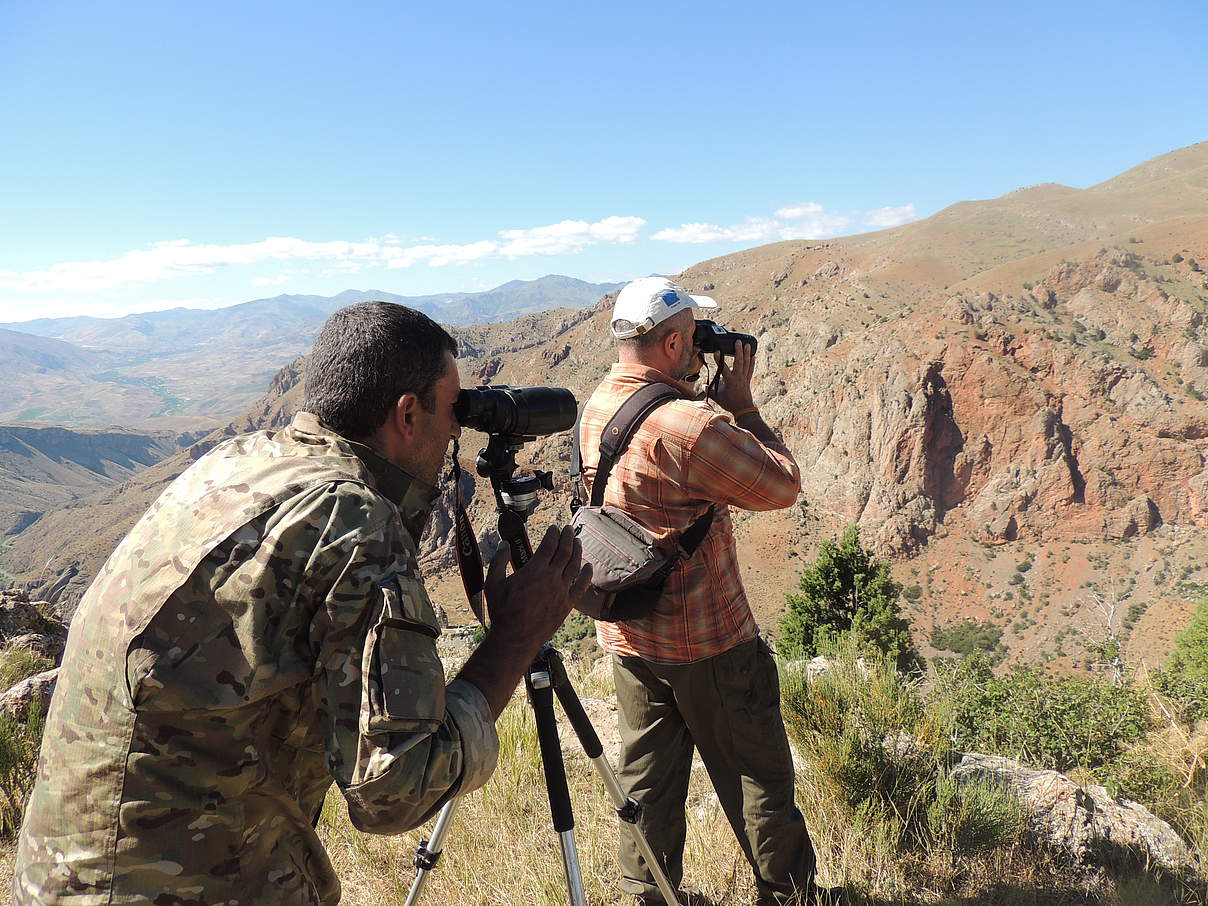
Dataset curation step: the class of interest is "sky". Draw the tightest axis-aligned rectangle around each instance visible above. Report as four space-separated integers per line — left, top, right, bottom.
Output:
1 0 1205 323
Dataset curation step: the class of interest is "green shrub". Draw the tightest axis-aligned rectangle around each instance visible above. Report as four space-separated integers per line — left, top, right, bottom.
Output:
930 620 1008 665
1092 747 1183 805
780 644 1024 860
0 702 44 839
779 526 923 673
936 658 1149 772
0 646 53 691
1152 597 1208 723
550 610 598 661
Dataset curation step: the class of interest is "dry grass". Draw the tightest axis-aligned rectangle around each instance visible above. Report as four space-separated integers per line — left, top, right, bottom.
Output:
320 660 771 906
1 840 14 899
4 653 1205 904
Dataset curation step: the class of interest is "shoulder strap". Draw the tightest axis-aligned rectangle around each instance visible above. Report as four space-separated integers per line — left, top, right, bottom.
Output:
590 383 681 507
572 382 715 553
570 405 586 507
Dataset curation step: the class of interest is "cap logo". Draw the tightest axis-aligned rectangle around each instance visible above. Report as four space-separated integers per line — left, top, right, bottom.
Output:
661 291 681 307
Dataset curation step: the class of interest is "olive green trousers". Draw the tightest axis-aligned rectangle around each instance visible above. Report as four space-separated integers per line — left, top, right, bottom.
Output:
612 637 816 904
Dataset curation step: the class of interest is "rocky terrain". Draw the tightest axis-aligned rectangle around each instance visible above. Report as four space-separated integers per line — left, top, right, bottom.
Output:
0 424 204 543
2 142 1207 671
0 276 621 429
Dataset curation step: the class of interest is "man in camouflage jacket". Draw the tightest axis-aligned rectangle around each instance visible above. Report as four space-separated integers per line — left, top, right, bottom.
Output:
14 302 590 906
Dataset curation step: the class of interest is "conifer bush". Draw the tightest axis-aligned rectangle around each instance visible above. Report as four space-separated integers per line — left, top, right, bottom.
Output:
778 526 923 673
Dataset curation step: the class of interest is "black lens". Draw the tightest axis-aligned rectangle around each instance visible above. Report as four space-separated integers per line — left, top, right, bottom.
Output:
454 385 578 437
693 320 758 356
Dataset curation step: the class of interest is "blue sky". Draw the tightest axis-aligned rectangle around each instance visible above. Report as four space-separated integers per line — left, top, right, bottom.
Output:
1 0 1205 322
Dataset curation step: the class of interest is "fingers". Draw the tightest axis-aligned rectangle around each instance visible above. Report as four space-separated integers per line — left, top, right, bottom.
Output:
735 340 752 378
485 546 509 588
531 524 559 563
562 535 584 582
569 562 594 601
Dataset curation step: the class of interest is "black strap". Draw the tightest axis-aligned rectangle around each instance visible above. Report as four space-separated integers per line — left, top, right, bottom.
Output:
591 383 680 507
571 382 714 553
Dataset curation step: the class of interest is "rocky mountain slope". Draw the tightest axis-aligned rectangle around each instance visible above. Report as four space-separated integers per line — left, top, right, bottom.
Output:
0 276 621 429
0 423 200 552
4 143 1207 670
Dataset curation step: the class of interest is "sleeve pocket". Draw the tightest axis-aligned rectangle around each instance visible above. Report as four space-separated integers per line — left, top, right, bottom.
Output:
364 572 445 730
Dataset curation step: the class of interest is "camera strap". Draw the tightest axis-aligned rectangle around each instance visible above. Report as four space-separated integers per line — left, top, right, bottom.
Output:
570 383 714 556
447 440 487 626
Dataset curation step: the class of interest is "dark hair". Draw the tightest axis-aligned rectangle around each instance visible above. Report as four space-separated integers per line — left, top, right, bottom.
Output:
302 301 458 438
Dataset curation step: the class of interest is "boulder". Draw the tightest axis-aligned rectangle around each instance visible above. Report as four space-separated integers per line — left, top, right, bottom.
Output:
0 667 58 720
951 751 1196 873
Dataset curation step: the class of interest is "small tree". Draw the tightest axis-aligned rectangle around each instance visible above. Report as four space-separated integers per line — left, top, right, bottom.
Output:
1169 596 1208 681
1152 597 1208 724
779 525 923 673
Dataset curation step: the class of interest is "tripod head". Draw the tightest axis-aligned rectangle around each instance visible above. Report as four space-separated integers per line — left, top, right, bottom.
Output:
474 433 555 568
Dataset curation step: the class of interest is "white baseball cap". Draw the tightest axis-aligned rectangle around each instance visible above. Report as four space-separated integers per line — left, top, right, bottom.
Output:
610 276 717 339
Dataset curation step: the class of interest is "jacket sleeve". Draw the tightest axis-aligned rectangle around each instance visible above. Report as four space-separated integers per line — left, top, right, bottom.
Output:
308 490 499 834
681 412 801 511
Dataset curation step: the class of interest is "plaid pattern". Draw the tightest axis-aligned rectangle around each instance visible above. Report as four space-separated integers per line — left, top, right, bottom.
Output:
580 364 801 664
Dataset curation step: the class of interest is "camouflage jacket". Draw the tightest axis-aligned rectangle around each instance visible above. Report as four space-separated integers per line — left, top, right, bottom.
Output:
14 412 498 906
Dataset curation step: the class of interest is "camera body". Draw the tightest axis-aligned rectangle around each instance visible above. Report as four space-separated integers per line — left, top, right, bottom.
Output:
693 319 758 356
454 385 577 438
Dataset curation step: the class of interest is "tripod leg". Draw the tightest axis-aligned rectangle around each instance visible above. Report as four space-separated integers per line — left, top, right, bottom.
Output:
549 655 681 906
527 650 589 906
403 797 460 906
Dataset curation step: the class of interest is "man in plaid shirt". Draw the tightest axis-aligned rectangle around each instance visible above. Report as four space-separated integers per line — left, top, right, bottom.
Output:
579 277 834 905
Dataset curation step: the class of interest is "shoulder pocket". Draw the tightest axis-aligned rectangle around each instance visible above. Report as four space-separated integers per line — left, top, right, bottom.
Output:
363 572 445 731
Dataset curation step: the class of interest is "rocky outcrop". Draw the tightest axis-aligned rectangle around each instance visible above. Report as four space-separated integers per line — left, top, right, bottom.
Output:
0 668 58 719
0 590 65 656
952 752 1196 873
0 590 66 718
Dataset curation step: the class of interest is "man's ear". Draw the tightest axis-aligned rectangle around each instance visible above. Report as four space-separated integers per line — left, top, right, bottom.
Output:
391 392 422 441
662 325 683 360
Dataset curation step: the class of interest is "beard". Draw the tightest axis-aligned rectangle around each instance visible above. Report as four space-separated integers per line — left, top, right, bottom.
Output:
677 346 703 383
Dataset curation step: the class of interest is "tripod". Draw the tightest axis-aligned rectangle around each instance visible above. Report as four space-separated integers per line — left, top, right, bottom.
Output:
404 434 680 906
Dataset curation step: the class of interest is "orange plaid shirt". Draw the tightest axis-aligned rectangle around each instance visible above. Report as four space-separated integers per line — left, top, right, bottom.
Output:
579 364 801 664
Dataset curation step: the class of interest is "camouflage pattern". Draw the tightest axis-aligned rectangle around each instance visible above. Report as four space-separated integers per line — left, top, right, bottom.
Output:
13 412 499 906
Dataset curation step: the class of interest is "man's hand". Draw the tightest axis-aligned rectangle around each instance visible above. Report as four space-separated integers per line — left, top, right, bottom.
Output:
484 525 592 646
455 525 593 718
711 340 756 415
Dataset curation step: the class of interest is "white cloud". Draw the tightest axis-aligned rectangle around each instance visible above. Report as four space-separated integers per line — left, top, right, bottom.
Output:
863 204 919 228
251 275 290 287
0 216 648 292
651 218 781 244
386 216 647 268
773 202 825 220
654 201 918 245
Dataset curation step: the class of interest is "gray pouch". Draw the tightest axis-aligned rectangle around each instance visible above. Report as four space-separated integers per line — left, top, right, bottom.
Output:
569 384 712 622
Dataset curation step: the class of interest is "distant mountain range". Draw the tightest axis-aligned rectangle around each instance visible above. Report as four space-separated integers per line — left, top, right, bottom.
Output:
0 275 621 428
7 141 1207 675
